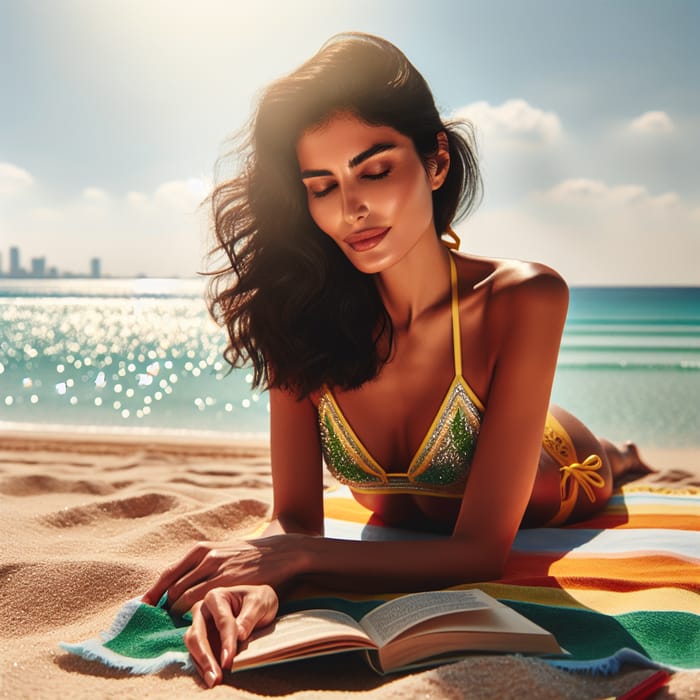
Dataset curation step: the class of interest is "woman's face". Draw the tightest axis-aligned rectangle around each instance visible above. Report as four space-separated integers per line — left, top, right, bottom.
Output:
296 112 448 274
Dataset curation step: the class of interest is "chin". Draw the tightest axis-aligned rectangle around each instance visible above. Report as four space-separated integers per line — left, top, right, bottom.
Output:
346 251 395 275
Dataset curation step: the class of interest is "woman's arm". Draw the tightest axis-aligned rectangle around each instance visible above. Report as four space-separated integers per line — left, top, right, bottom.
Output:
263 385 325 536
142 386 325 608
451 265 569 556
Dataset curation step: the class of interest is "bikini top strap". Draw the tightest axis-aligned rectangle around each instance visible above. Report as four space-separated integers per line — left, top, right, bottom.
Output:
449 253 462 376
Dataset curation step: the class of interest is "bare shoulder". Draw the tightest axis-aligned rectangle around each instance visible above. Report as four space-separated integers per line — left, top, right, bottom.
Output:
493 260 569 349
494 259 568 309
454 254 568 345
455 253 567 311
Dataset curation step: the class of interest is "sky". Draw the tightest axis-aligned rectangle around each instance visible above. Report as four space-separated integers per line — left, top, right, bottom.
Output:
0 0 698 284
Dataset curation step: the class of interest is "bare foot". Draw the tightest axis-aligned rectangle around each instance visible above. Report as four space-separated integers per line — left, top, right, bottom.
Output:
601 440 655 481
621 442 654 475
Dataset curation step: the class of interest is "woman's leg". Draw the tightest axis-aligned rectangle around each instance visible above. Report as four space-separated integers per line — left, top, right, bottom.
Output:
523 406 653 527
598 439 654 480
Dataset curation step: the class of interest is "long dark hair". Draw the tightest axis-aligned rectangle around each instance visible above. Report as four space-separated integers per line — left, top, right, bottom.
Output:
207 32 481 398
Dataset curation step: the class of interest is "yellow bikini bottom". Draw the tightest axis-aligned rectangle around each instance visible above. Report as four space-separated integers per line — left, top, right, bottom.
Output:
542 413 606 526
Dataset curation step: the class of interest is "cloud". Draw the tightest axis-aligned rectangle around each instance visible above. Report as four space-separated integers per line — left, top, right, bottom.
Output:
1 177 210 277
29 207 64 223
82 187 109 202
154 178 208 212
459 178 700 285
538 178 680 209
126 191 148 207
628 111 675 135
448 102 696 285
460 178 698 285
0 162 35 197
453 99 563 145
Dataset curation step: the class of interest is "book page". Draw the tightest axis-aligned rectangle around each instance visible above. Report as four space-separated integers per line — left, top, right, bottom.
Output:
359 590 489 648
233 609 373 669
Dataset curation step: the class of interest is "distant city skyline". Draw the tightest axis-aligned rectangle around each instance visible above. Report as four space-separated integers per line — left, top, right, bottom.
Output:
0 245 101 279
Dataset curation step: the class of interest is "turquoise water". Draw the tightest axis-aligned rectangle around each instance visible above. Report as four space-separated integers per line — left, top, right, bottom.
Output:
551 286 700 447
1 279 699 447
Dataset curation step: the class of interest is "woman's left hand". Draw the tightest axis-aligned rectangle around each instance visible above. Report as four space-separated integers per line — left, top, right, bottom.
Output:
185 584 279 688
142 534 308 615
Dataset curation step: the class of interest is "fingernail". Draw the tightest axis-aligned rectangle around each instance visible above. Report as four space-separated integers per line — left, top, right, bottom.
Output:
221 647 231 669
206 670 217 688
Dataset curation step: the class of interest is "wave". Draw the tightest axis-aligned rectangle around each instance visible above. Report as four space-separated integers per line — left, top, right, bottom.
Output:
557 361 700 370
0 278 205 299
566 319 700 328
560 344 700 353
0 420 268 441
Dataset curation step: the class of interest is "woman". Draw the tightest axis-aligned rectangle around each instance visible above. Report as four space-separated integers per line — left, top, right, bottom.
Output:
143 32 649 687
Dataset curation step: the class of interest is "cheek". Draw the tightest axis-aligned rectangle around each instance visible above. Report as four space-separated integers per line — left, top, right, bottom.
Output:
370 173 430 221
306 197 335 236
399 171 435 223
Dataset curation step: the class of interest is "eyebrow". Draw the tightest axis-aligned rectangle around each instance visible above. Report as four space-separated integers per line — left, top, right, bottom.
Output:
300 142 396 179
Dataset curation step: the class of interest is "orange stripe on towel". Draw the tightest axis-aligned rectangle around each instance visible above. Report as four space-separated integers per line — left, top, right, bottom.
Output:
567 513 699 530
502 553 700 593
324 498 373 524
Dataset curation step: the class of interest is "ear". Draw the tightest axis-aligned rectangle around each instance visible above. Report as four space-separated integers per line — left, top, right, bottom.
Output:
428 131 450 191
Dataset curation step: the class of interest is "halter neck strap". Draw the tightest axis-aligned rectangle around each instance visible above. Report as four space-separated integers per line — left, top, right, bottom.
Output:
448 254 462 377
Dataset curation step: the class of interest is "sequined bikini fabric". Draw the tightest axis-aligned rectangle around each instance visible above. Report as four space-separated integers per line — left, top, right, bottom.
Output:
318 254 485 499
318 253 584 501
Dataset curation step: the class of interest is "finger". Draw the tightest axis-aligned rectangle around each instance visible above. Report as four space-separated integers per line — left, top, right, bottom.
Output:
189 652 216 691
171 575 222 617
233 586 279 642
206 590 239 671
184 602 221 689
142 543 210 606
167 547 228 614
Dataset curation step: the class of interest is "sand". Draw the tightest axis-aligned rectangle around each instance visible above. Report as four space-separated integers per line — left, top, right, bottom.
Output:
1 431 698 699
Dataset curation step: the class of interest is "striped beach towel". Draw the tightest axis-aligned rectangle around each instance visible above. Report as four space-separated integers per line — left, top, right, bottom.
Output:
323 482 700 673
62 481 700 674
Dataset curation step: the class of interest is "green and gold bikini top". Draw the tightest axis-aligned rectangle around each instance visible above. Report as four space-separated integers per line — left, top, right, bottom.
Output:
318 253 485 499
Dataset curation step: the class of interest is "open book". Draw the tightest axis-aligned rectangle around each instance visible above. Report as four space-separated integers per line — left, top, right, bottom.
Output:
230 589 565 674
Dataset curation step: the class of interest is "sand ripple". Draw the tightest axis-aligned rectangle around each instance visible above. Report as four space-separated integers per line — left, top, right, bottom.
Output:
41 493 180 527
120 499 271 554
0 473 118 497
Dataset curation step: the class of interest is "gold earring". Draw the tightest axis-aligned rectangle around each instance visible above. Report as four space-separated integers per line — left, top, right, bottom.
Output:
441 226 461 250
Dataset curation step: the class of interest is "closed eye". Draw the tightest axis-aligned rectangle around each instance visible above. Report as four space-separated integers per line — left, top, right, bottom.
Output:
308 168 391 199
309 183 337 199
363 169 391 181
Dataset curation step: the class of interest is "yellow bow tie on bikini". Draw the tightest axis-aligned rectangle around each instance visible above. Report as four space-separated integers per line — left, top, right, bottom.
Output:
543 413 606 527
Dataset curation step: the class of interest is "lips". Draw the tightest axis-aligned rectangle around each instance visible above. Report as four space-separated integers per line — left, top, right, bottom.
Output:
345 227 390 252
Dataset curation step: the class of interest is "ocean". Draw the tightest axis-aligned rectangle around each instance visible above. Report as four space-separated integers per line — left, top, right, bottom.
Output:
1 279 698 447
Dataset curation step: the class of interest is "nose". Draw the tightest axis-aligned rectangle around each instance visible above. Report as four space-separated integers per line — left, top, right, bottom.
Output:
341 186 369 224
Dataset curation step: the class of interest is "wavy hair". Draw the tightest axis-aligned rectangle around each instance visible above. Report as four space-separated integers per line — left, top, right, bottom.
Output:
207 32 481 397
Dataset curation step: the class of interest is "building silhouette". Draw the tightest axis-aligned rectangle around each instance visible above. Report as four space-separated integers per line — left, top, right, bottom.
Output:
31 257 46 277
10 247 21 276
1 246 103 278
